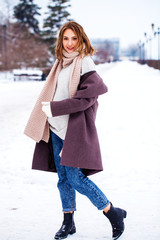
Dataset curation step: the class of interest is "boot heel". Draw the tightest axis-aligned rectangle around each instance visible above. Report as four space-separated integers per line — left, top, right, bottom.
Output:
69 226 76 235
122 210 127 218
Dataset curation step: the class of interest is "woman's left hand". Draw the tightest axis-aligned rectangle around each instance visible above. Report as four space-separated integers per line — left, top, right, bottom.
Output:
41 102 52 118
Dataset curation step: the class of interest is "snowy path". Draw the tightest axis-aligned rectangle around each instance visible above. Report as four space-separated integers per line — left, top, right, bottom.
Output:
0 61 160 240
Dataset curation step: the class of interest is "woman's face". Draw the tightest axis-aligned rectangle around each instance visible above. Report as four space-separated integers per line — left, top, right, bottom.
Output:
63 28 78 53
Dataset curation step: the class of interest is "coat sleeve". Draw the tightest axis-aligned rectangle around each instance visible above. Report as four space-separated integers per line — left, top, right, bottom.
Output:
50 97 97 116
50 71 108 117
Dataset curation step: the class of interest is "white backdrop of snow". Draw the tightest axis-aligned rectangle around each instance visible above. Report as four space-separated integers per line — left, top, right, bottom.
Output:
0 61 160 239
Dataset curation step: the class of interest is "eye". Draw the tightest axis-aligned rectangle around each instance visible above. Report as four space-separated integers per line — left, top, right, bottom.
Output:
73 37 77 40
63 37 68 40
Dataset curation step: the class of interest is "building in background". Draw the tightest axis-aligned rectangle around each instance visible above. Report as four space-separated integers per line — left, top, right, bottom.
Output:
91 38 120 64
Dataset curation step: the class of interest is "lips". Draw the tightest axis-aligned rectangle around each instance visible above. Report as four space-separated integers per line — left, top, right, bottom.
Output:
67 47 74 51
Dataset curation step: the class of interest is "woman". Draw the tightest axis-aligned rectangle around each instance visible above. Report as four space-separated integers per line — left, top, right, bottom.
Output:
24 21 127 240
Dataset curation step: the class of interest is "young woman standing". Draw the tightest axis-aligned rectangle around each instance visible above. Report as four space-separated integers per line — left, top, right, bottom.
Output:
24 21 127 240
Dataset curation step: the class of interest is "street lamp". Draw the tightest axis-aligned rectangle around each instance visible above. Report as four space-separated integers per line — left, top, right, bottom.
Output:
144 32 152 60
138 40 145 63
138 40 142 60
151 23 154 31
142 42 145 62
144 32 147 59
151 23 160 60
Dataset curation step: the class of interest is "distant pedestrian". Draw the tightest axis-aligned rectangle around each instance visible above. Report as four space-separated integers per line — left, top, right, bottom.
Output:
24 21 127 240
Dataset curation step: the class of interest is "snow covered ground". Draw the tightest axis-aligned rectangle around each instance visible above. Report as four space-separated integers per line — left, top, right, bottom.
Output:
0 61 160 240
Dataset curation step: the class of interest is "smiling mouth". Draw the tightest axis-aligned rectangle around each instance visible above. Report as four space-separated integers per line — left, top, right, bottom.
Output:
67 47 74 50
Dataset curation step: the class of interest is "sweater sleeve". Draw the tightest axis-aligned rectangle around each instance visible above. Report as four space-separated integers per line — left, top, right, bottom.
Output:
50 71 108 117
81 56 96 76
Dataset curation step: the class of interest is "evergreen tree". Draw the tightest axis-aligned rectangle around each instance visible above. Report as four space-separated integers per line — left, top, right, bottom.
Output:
43 0 72 54
13 0 41 34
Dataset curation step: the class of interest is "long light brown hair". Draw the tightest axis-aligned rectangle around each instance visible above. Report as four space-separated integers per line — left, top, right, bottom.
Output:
55 21 96 60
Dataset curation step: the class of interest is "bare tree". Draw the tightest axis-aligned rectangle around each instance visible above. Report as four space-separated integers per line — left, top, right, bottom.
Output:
94 48 111 64
0 22 50 70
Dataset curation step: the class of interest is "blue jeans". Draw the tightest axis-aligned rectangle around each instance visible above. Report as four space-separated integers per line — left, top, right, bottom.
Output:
51 131 110 212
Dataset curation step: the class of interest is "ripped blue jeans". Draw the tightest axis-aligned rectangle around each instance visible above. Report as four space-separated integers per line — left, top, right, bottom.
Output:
51 131 110 212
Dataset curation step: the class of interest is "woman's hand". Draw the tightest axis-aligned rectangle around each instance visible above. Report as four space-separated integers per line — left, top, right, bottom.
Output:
41 102 52 118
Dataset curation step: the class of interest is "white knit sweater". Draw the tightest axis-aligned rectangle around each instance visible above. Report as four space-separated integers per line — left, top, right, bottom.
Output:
48 56 96 140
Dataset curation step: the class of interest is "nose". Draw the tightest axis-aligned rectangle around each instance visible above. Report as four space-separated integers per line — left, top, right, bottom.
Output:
68 39 72 46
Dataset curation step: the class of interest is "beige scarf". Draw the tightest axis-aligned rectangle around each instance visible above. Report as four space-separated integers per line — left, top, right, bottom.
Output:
24 50 82 143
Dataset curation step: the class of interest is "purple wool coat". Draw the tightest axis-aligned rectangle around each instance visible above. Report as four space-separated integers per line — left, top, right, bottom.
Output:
32 71 108 176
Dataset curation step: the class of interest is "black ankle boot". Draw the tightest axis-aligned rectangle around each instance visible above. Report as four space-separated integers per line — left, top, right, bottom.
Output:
103 204 127 240
54 212 76 239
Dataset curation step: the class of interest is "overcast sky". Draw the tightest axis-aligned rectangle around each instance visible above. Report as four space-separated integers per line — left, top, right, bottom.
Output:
2 0 160 48
69 0 160 48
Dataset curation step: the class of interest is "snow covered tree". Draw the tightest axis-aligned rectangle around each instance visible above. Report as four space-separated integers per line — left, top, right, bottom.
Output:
43 0 72 54
13 0 41 34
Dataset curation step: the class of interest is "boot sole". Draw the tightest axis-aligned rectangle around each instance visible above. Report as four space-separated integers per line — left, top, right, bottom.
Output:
54 228 76 239
113 232 123 240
